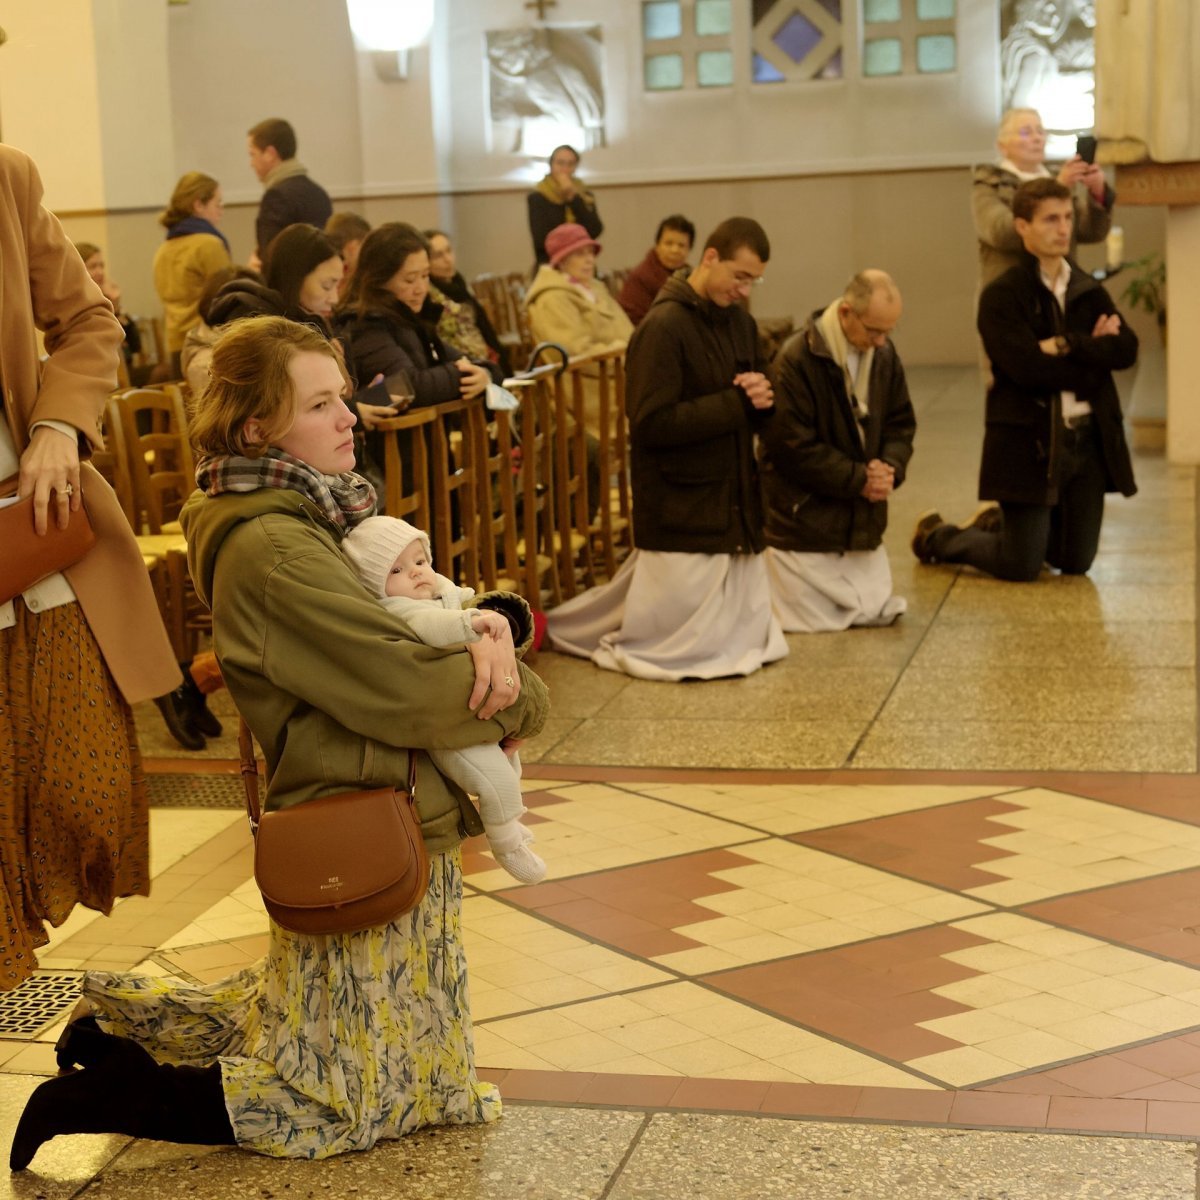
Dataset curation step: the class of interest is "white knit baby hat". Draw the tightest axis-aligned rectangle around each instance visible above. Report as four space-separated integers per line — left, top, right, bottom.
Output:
342 516 432 598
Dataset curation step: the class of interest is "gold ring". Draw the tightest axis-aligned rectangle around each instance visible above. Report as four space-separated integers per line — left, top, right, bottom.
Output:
504 675 515 687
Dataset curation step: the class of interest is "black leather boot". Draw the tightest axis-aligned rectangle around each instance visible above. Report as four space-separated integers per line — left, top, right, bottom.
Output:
179 672 223 738
153 687 206 751
10 1031 234 1171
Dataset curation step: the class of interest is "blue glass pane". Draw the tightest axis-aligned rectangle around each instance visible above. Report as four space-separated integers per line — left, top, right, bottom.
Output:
643 1 682 40
645 53 684 88
697 49 734 86
816 0 841 18
917 0 954 17
863 0 901 22
863 37 902 74
775 11 823 63
752 52 785 82
916 33 955 71
696 0 732 36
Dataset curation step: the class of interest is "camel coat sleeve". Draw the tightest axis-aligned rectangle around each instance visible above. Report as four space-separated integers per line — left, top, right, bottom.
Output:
0 145 179 703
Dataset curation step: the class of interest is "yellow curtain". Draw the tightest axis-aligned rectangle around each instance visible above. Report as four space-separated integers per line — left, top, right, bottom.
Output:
1095 0 1200 163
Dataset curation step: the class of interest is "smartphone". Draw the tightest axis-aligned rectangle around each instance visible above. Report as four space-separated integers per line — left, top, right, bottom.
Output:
1076 135 1097 164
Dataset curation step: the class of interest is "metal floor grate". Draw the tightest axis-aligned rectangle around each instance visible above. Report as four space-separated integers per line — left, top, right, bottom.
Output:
147 772 245 809
0 972 81 1038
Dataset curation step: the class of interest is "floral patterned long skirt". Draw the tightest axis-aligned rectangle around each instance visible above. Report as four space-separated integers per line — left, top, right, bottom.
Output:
83 849 500 1159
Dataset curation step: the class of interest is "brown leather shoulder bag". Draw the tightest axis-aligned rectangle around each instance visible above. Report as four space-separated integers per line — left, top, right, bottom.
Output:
238 718 429 935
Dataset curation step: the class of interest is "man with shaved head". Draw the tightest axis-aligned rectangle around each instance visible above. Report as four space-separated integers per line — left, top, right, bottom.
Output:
758 269 916 631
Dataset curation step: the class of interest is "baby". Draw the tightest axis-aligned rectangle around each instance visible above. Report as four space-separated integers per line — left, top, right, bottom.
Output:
343 515 545 884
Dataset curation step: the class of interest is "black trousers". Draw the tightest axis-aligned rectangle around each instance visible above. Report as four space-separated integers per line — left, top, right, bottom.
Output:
930 423 1106 582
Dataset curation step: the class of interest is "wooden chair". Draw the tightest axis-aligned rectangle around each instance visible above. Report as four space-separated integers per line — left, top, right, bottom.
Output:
511 374 562 607
102 395 202 662
109 385 194 535
374 407 435 532
472 271 534 368
475 405 523 595
589 350 633 578
428 400 485 590
552 365 595 597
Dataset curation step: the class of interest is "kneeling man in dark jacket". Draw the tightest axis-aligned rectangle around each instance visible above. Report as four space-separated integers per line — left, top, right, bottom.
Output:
759 270 916 630
914 177 1137 580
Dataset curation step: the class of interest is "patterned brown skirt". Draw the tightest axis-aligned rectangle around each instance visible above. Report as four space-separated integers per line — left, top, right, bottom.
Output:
0 599 149 991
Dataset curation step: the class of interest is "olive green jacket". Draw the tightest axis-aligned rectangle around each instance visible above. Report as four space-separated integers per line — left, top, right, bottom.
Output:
179 487 549 854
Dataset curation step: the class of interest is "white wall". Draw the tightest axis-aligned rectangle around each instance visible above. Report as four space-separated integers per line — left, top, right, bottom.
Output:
0 0 1165 366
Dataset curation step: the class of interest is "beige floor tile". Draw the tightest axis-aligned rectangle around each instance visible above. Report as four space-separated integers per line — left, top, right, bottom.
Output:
903 1045 1022 1087
943 944 1044 973
1061 945 1157 977
916 1009 1032 1046
1042 1013 1156 1052
605 1016 707 1054
981 994 1101 1029
973 1029 1091 1069
634 983 726 1017
1108 996 1200 1032
646 1038 757 1076
536 1030 651 1071
1109 962 1200 996
1049 977 1160 1011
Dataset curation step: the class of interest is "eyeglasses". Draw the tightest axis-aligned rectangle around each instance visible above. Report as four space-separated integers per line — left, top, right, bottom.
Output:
731 271 764 288
851 310 896 338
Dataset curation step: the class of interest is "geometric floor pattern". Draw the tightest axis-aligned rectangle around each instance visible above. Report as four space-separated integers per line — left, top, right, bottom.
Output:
469 780 1200 1101
11 771 1196 1143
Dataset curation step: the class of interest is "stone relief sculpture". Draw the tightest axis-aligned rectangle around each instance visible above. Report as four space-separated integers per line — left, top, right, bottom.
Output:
1000 0 1096 142
486 26 605 154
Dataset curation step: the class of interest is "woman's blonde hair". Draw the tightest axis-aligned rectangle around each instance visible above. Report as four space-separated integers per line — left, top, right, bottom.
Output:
190 316 345 459
160 171 219 230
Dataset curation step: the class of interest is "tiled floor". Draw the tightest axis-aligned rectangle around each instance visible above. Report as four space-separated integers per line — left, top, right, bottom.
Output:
4 365 1199 1197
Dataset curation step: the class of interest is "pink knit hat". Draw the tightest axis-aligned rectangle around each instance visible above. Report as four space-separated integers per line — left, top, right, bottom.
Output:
545 223 602 268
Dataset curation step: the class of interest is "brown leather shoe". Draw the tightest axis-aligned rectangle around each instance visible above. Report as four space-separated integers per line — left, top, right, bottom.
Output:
911 510 944 563
966 502 1002 534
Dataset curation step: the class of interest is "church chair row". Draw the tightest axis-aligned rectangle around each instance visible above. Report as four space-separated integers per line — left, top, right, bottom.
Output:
373 348 633 608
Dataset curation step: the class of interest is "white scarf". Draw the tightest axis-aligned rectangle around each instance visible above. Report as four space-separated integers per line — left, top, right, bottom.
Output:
817 300 873 443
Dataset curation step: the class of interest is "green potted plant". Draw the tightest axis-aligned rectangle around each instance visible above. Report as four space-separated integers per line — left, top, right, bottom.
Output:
1121 251 1166 341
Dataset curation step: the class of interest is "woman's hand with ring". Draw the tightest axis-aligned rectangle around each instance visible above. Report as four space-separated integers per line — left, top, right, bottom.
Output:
465 622 520 719
20 425 81 535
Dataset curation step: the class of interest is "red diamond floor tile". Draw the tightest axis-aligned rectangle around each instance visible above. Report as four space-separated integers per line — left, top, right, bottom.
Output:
793 798 1026 892
698 927 989 1062
1023 870 1200 965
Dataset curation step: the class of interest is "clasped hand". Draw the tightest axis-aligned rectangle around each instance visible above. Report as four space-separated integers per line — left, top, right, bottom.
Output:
860 458 894 502
734 371 774 410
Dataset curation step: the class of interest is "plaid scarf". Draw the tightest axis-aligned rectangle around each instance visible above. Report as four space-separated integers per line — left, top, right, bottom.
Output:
196 447 376 534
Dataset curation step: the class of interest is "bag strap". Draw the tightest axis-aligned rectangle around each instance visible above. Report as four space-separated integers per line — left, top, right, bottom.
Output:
237 717 262 833
237 715 417 836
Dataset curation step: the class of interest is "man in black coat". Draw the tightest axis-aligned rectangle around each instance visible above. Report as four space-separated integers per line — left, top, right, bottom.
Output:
759 270 916 630
247 118 333 265
544 217 787 679
914 178 1137 581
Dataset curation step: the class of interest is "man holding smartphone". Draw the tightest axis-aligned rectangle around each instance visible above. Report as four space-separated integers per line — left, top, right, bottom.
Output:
972 108 1114 291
